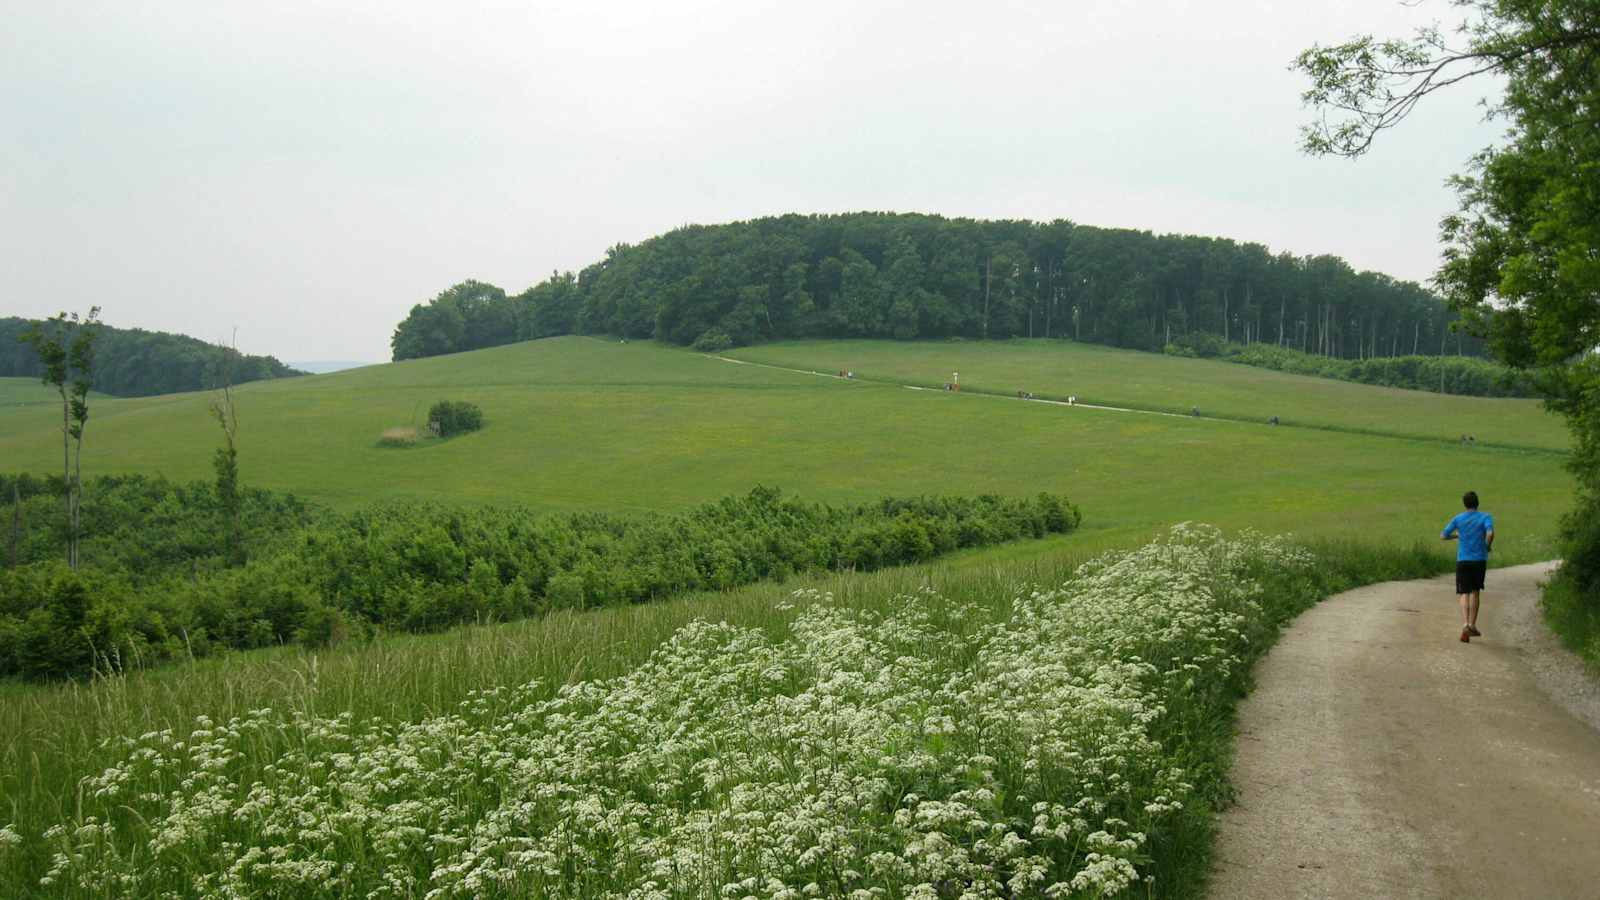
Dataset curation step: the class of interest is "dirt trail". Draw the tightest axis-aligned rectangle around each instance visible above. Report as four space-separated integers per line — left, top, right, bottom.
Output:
1210 562 1600 899
709 355 1241 423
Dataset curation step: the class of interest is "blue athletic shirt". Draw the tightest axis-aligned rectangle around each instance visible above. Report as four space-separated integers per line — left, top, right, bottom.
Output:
1442 510 1494 561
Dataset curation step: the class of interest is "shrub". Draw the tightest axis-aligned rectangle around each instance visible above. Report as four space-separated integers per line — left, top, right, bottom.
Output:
1222 342 1540 398
1164 331 1226 358
0 482 1081 680
428 400 484 438
691 328 734 353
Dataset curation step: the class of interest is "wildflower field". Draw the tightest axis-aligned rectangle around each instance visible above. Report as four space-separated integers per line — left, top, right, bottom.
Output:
1 527 1449 898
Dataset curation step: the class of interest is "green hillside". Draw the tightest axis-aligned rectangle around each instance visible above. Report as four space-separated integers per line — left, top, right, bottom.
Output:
0 318 304 398
729 339 1570 451
0 336 1572 558
0 377 110 407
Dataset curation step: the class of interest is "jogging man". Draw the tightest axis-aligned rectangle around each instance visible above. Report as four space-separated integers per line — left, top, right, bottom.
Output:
1441 491 1494 643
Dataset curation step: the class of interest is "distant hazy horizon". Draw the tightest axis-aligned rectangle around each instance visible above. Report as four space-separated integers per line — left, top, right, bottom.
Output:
286 360 378 374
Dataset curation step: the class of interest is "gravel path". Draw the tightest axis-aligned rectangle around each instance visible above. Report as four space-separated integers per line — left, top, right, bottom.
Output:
1209 562 1600 899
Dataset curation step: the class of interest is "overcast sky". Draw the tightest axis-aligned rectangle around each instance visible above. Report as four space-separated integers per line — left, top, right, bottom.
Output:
2 0 1500 363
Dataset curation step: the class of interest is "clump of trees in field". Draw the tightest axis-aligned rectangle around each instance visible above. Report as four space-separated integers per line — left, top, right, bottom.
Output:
0 482 1079 680
428 400 484 437
391 212 1489 365
0 317 302 397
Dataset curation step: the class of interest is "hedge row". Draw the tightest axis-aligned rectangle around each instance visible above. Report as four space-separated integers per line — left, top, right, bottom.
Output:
1232 344 1538 397
0 482 1079 680
1163 336 1540 398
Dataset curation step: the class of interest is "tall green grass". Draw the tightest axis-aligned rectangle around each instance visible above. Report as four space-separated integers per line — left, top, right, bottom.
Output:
1540 572 1600 671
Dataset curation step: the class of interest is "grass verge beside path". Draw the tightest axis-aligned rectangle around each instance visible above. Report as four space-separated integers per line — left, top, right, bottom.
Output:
0 530 1455 898
1540 571 1600 672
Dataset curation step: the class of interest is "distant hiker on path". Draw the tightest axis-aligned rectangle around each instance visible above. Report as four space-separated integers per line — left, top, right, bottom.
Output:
1441 490 1494 643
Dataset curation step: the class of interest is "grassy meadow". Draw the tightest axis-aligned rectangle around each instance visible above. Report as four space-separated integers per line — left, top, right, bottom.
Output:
0 380 109 408
0 336 1577 896
0 337 1574 558
728 339 1570 451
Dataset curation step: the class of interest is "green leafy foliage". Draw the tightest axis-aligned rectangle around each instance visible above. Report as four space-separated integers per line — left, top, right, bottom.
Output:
1 318 301 398
1297 0 1600 651
0 481 1078 680
427 400 483 437
690 328 733 353
1209 343 1539 397
387 213 1483 362
0 474 315 580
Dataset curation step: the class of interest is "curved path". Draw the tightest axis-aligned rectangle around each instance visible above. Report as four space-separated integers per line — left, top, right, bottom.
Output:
1210 562 1600 899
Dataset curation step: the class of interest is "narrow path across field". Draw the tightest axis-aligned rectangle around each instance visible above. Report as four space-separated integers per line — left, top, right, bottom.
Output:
710 355 1244 424
1210 562 1600 899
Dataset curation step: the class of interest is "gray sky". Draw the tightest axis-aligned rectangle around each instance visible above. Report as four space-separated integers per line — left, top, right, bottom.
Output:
1 0 1500 363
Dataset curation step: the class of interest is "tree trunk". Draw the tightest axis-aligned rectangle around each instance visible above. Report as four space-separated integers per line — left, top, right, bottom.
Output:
71 423 84 572
1279 299 1285 345
1244 280 1253 344
58 385 72 569
1043 262 1053 339
982 255 992 340
8 483 19 569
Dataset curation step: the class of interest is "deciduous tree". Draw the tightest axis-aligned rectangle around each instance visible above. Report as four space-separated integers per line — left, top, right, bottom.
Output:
19 308 100 569
1296 0 1600 599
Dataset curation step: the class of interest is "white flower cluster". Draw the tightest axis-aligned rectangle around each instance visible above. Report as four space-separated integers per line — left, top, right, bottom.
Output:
31 525 1310 898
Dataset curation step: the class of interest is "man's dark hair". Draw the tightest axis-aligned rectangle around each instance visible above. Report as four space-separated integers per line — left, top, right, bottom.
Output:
1463 491 1480 509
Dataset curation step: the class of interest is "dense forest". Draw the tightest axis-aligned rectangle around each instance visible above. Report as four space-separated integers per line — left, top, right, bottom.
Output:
391 212 1488 362
0 318 303 397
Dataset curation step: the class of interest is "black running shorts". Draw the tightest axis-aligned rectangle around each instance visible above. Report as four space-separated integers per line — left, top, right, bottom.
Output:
1455 559 1487 594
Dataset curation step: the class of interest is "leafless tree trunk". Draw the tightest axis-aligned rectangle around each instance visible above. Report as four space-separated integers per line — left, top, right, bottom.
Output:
982 255 992 340
8 483 20 569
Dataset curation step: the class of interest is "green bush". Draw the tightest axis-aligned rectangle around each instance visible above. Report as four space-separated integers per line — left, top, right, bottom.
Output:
428 400 484 437
0 473 316 577
691 328 734 353
0 480 1080 680
1164 331 1227 358
1222 343 1540 398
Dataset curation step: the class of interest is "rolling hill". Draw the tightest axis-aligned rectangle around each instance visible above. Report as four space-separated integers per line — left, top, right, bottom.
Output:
0 336 1572 558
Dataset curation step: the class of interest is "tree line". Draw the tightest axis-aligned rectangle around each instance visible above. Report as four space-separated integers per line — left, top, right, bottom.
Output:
391 212 1487 362
1 317 303 397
